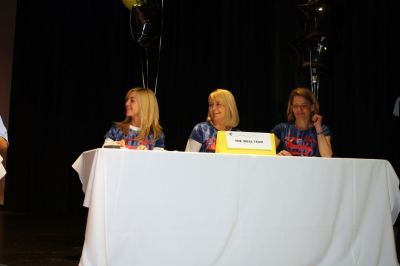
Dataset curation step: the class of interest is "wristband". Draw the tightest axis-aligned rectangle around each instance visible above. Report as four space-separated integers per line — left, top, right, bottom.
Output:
317 131 324 135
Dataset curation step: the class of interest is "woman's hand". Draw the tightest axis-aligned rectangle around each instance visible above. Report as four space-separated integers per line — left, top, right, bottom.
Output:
312 114 323 133
115 140 126 148
278 150 292 156
312 114 333 157
136 145 147 150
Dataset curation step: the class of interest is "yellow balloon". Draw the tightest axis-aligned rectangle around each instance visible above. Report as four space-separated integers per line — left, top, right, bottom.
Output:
121 0 146 9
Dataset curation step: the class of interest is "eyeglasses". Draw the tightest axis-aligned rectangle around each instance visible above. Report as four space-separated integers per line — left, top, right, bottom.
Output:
292 104 310 110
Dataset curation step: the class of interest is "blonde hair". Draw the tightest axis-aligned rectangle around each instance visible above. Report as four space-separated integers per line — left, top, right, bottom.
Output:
286 87 320 122
207 88 240 128
116 87 163 141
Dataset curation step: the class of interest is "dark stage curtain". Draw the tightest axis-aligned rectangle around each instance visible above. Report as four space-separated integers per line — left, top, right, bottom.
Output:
4 0 399 213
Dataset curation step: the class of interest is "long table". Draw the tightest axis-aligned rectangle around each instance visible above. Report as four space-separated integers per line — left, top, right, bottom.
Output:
72 148 400 266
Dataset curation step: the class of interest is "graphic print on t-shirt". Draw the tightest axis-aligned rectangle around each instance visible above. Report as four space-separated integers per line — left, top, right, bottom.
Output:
284 135 315 156
124 138 153 149
205 137 216 152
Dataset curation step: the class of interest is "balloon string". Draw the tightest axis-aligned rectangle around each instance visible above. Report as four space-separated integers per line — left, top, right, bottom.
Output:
129 8 145 88
145 48 149 88
141 47 146 88
128 1 164 94
153 0 164 95
129 9 136 42
130 8 146 88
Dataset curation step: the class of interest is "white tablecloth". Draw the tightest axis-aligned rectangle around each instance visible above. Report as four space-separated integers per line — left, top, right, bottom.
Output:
0 155 6 179
73 148 400 266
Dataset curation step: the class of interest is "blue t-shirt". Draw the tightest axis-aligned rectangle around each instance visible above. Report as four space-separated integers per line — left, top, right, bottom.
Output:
105 124 165 150
272 122 332 157
189 121 239 153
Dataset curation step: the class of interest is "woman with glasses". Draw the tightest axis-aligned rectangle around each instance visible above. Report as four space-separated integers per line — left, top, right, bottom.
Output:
272 87 333 157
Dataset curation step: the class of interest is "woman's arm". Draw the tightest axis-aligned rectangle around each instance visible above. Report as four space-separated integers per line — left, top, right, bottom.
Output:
274 135 280 149
103 137 126 148
313 114 333 157
185 138 202 152
0 137 8 157
274 135 292 156
317 134 333 157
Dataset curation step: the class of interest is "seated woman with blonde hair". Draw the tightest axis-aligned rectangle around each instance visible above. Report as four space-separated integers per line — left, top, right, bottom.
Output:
185 88 240 153
104 87 165 150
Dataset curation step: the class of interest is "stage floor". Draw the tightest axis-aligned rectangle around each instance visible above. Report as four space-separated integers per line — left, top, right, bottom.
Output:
0 209 86 266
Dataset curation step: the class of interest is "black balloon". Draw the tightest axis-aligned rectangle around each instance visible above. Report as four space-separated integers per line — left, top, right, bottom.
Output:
125 0 162 48
296 0 326 33
291 32 327 69
293 0 329 97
